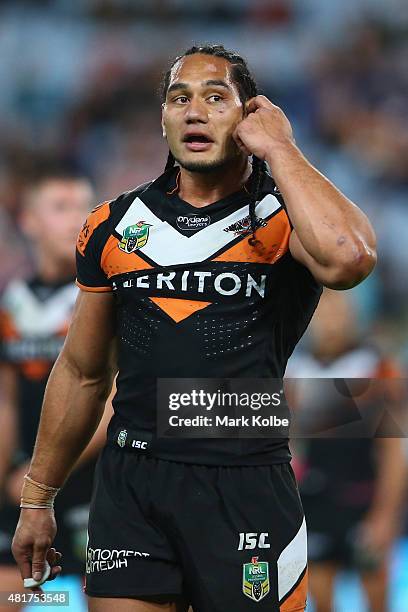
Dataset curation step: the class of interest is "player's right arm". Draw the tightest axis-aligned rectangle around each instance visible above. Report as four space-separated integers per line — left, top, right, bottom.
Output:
12 198 118 586
12 289 117 586
29 290 117 485
74 378 115 468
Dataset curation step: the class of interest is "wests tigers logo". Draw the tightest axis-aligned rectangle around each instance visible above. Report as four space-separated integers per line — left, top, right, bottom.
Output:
223 214 266 237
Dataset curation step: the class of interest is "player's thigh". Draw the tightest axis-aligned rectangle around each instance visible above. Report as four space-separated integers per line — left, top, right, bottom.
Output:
308 561 338 612
88 598 189 612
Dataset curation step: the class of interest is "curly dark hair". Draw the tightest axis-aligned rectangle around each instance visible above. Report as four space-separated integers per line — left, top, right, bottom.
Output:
161 44 267 245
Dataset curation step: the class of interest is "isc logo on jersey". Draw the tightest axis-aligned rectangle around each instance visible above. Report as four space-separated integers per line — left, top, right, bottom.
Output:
119 222 151 253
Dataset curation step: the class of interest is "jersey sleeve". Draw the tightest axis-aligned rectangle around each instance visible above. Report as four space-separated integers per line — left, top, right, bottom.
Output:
76 201 112 292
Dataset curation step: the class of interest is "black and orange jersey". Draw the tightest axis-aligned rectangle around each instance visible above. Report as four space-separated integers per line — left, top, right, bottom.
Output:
0 276 77 457
76 167 322 464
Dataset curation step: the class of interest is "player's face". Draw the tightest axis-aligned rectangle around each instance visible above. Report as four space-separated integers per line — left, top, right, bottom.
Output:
22 179 93 264
162 54 245 172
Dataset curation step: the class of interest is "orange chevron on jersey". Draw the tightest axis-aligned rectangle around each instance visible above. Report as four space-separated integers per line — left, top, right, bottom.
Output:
149 297 212 322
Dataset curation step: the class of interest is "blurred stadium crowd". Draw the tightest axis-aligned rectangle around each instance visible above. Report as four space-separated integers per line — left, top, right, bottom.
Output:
0 1 407 611
1 0 408 345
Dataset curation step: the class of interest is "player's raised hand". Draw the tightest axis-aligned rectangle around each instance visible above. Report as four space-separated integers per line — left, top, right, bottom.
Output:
11 508 62 591
233 95 295 161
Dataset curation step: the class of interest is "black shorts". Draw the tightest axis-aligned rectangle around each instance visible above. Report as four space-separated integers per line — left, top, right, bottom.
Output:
85 446 307 611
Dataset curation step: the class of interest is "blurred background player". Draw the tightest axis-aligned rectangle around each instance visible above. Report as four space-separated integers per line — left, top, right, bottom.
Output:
287 290 407 612
0 165 113 612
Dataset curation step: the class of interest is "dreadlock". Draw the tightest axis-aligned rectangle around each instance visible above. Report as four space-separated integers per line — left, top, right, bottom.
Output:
160 44 267 244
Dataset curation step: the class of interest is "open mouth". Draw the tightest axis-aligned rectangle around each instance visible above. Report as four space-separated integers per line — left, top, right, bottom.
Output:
183 134 213 143
183 134 214 151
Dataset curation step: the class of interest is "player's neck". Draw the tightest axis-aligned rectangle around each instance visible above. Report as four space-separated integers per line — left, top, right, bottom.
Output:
36 251 76 284
178 157 251 207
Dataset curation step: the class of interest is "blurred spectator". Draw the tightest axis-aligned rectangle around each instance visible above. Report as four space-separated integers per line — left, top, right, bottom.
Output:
0 3 406 336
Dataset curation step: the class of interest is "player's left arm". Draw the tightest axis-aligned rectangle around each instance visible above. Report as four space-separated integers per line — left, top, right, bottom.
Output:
234 95 377 289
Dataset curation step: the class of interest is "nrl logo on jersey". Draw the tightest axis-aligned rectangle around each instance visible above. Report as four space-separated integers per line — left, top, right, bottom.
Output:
242 557 270 603
119 221 151 253
223 214 267 237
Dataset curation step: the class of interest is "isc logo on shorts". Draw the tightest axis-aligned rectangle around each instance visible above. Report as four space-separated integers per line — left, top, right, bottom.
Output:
238 532 270 550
